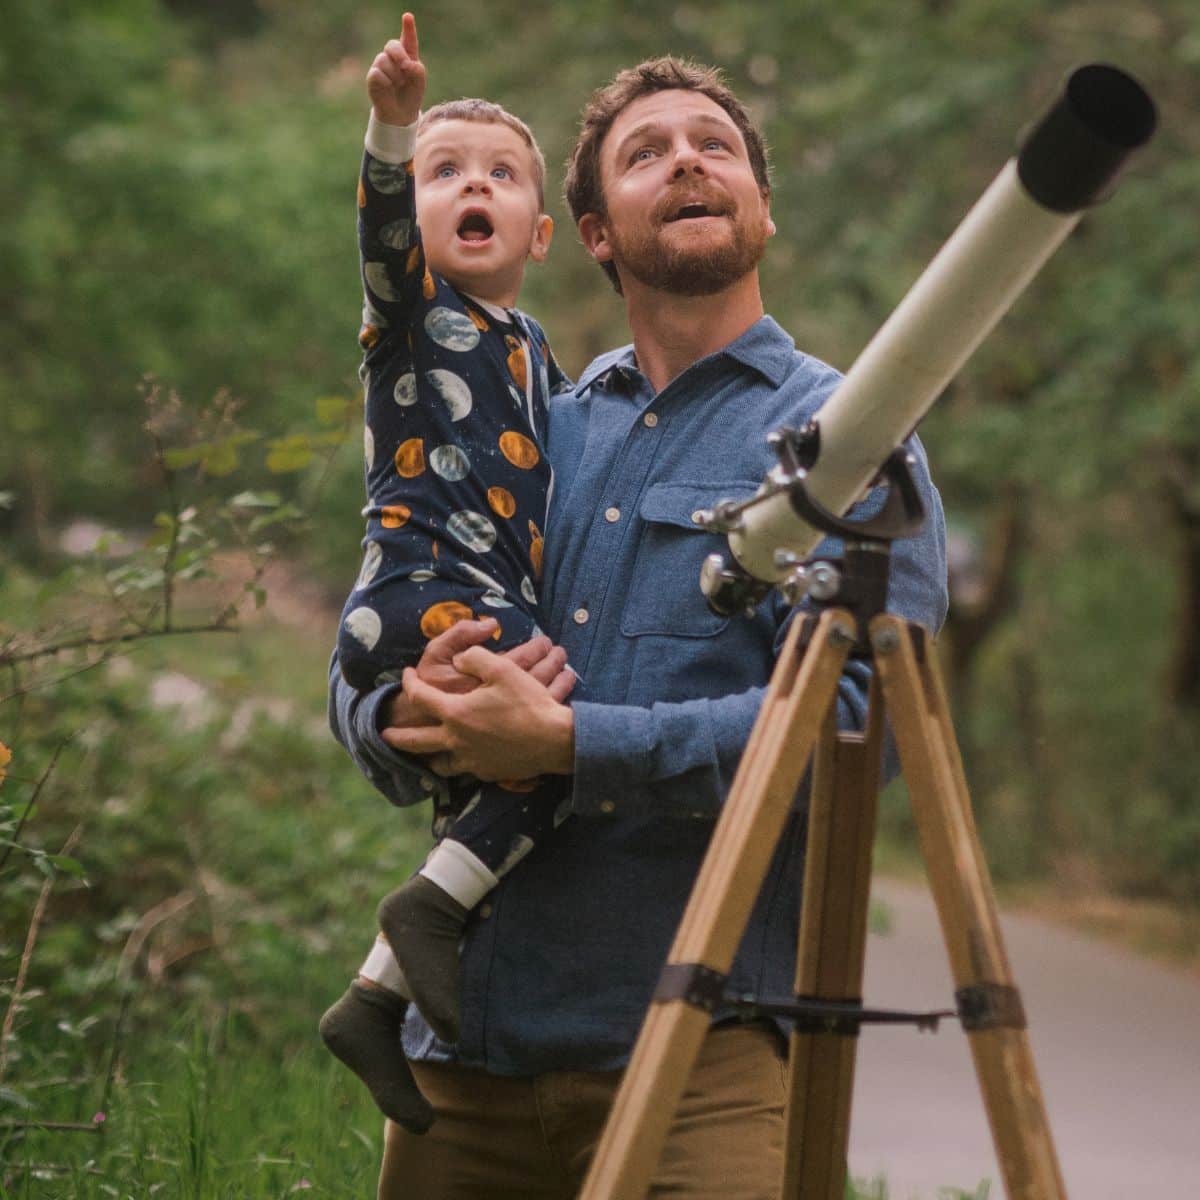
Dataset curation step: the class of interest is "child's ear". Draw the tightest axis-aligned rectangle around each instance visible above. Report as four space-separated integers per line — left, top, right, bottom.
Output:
528 214 554 264
577 212 613 265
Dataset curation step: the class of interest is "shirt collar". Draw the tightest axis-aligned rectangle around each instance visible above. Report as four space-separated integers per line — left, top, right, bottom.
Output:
575 315 797 394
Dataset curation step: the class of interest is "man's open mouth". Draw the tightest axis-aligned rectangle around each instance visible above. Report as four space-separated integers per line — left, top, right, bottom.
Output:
663 200 728 223
457 211 494 243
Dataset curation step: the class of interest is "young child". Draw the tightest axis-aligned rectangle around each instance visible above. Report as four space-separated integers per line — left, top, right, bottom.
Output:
319 14 572 1132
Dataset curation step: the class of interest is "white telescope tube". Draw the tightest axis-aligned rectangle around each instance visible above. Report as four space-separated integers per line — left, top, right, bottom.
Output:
727 64 1156 586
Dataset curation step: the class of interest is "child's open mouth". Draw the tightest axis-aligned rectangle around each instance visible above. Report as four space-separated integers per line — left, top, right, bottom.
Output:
457 212 494 244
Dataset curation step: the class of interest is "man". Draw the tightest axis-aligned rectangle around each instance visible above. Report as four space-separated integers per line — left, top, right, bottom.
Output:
329 56 947 1199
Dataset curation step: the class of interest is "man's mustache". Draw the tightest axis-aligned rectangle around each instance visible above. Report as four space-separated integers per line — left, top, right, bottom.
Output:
651 184 735 225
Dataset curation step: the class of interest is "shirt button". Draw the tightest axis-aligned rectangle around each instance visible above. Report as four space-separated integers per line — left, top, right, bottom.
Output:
604 506 621 523
573 607 590 625
643 412 658 428
599 800 615 814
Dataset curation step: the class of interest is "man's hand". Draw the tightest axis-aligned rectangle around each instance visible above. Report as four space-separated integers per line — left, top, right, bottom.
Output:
382 648 575 781
367 11 425 127
381 618 575 730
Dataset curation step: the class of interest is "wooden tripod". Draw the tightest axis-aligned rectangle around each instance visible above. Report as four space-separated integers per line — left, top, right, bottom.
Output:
578 607 1066 1200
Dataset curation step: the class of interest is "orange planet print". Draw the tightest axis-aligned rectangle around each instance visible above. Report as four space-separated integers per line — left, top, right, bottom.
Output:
381 504 412 528
506 335 528 390
467 308 489 332
394 438 425 477
423 269 436 299
530 535 544 580
357 178 366 208
406 245 421 275
359 325 381 350
487 487 517 519
432 540 440 559
419 600 475 640
498 778 538 793
499 431 540 469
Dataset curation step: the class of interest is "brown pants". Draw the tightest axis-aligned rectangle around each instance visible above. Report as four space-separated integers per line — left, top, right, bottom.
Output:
378 1024 788 1199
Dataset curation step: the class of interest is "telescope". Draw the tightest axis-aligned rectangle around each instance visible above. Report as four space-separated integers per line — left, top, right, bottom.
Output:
698 63 1157 616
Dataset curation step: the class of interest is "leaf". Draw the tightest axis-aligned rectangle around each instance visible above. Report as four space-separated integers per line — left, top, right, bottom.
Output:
0 491 15 511
265 435 314 474
203 440 240 477
163 445 208 470
0 1086 32 1111
229 491 281 510
315 395 354 425
49 853 85 877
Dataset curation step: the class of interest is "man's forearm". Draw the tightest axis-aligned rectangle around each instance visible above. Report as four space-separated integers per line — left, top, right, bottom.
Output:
569 665 871 820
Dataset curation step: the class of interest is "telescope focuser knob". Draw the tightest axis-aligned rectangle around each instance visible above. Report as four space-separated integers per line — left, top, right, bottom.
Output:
700 553 770 617
806 562 842 603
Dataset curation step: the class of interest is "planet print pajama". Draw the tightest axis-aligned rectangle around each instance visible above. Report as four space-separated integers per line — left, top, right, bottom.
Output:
336 143 572 875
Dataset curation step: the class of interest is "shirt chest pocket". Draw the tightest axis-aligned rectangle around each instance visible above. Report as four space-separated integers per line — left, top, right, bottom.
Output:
620 480 760 639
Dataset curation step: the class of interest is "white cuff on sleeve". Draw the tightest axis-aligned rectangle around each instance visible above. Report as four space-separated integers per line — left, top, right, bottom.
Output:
359 933 410 997
365 112 419 164
420 839 498 909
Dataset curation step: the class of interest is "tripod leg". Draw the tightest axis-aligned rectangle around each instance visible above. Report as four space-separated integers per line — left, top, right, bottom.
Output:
578 610 856 1200
871 615 1067 1200
782 675 885 1200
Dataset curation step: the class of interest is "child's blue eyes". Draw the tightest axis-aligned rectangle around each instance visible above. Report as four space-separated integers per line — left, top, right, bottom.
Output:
432 165 514 181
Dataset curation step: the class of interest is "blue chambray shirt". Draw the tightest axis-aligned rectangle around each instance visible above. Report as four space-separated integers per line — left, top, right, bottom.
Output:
328 314 948 1075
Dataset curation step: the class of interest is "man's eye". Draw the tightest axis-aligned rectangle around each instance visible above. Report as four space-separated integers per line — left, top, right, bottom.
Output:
632 147 656 163
702 139 727 152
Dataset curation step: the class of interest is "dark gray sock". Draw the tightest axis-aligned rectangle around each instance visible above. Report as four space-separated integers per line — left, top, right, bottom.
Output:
318 982 434 1134
378 875 469 1044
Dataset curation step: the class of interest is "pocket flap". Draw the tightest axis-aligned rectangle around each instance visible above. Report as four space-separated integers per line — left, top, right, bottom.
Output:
638 480 761 529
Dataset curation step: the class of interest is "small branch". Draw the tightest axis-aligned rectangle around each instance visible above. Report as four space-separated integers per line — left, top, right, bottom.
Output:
0 737 72 875
0 1120 102 1134
0 656 112 705
0 620 237 670
151 433 183 634
0 824 84 1083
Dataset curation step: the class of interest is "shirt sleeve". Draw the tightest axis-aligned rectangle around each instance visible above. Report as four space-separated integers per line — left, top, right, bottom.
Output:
326 651 449 808
568 434 948 820
358 114 426 346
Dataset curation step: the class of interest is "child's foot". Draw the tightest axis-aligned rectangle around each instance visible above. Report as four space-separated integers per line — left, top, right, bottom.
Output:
319 981 434 1134
377 876 468 1044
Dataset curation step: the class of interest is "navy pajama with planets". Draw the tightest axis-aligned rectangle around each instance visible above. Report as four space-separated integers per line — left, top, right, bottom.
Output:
336 144 572 876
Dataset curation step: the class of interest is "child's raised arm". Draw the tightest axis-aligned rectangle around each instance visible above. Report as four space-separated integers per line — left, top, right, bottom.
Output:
366 12 425 127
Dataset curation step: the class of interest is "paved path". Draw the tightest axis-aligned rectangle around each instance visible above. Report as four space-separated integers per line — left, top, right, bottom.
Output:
846 880 1200 1198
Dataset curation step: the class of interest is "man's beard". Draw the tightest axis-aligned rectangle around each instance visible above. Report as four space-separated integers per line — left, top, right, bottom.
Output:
608 206 768 297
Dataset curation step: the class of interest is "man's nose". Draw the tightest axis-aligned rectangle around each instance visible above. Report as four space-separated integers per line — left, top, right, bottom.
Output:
670 142 706 178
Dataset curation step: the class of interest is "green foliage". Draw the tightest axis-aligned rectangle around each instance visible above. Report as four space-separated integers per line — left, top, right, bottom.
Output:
1 0 1198 1187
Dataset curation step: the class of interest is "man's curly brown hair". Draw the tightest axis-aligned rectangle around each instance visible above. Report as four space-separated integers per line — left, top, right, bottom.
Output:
564 57 771 292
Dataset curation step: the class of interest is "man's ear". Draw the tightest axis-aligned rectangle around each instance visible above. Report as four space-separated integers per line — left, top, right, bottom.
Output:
577 212 613 265
762 189 776 238
529 214 554 264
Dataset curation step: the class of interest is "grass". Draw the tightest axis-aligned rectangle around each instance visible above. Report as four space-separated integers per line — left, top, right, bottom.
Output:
3 1014 384 1198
